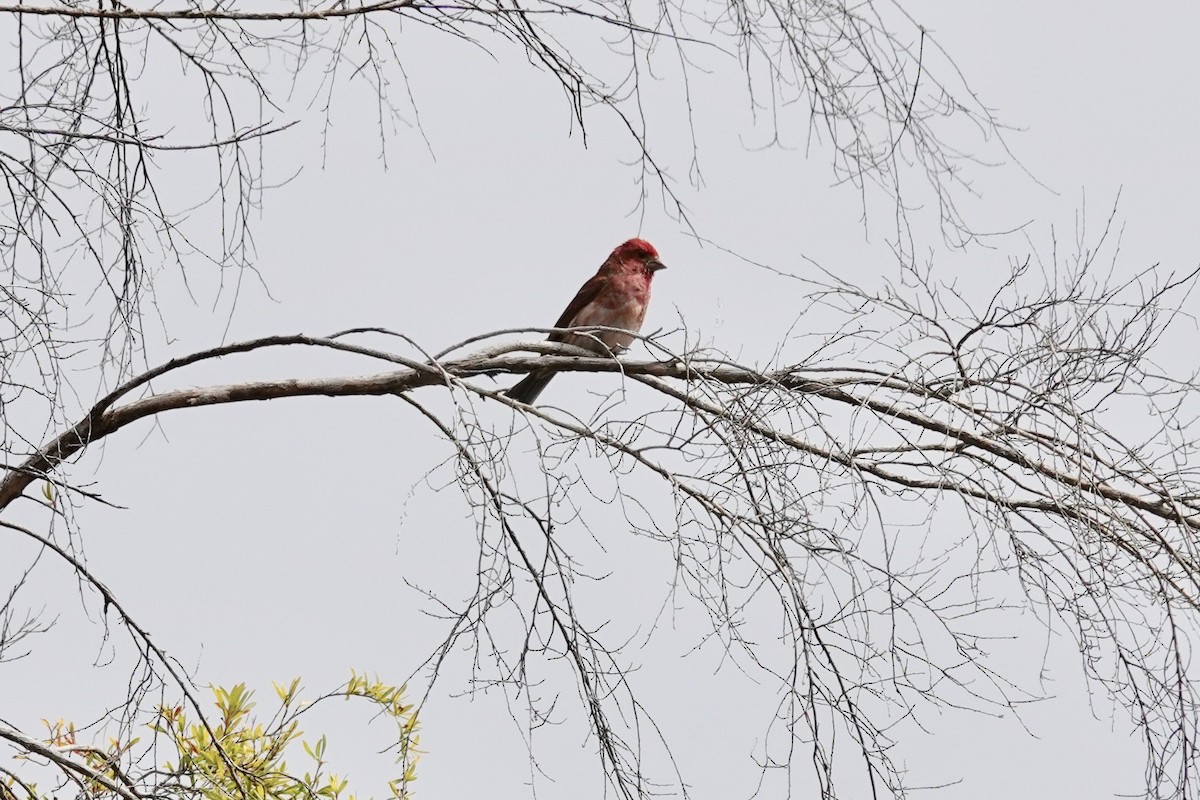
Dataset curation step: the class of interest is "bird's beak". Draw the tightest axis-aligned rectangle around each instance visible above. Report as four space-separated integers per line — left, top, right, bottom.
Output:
647 258 666 272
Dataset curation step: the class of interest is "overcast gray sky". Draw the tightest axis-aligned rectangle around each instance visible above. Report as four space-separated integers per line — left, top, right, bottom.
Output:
5 2 1200 799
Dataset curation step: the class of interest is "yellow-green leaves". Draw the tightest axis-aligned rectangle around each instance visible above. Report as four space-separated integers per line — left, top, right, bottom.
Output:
17 673 419 800
146 673 418 800
153 675 418 800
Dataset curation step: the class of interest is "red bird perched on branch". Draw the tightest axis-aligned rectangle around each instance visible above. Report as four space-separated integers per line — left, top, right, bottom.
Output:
506 238 667 405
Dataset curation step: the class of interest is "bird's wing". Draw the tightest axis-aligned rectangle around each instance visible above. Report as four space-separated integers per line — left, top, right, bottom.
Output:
548 272 609 342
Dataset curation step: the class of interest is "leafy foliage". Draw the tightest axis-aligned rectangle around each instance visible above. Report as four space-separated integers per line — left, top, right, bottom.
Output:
3 674 418 800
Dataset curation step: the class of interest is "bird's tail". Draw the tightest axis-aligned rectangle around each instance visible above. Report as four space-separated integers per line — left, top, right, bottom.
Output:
505 370 554 405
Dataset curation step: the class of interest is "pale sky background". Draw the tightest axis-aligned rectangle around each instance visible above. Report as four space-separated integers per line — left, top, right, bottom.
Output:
5 2 1200 799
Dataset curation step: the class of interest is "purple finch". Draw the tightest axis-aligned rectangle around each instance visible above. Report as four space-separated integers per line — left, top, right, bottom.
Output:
507 238 666 404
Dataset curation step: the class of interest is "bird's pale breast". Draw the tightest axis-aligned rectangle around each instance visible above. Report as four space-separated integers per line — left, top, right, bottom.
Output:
566 271 651 353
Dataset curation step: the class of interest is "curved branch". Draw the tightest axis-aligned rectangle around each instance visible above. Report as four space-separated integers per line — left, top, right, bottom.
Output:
0 1 417 22
4 334 1200 549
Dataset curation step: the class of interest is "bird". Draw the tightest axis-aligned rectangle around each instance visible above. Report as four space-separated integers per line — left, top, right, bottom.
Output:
506 238 667 405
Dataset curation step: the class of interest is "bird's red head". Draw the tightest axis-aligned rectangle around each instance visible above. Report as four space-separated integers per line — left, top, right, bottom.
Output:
611 238 666 272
